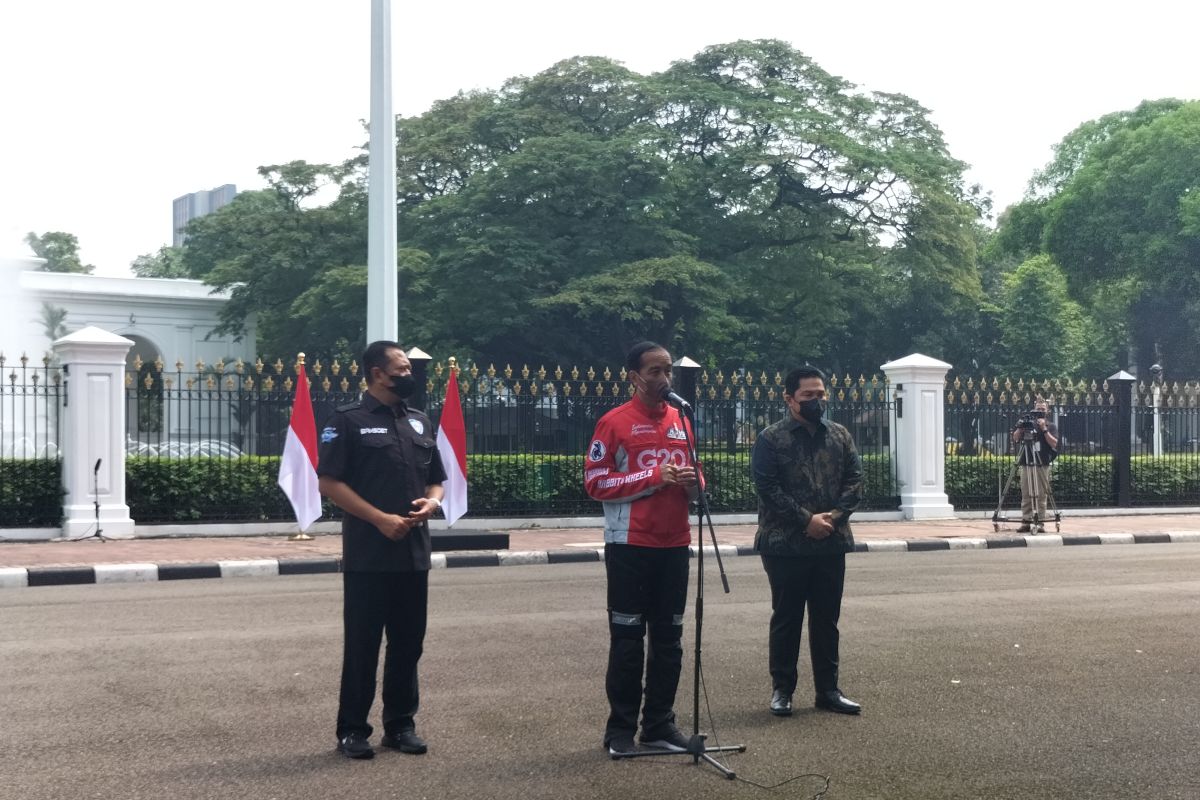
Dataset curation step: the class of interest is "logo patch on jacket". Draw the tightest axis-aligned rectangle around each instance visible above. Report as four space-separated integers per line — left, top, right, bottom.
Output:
630 423 655 436
588 439 606 462
408 419 425 435
666 425 687 441
321 426 338 443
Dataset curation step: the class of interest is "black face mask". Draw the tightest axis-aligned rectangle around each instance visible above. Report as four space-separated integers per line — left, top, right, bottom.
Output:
385 373 416 399
798 398 825 423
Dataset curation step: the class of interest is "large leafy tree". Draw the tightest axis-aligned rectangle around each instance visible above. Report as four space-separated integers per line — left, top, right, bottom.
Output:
181 161 367 360
130 245 187 278
390 41 979 368
1043 102 1200 375
989 100 1200 376
25 231 94 274
188 42 980 370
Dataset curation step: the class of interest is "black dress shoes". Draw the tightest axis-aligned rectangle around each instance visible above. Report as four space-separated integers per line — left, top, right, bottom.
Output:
815 689 861 715
769 690 793 716
381 729 428 754
337 733 375 759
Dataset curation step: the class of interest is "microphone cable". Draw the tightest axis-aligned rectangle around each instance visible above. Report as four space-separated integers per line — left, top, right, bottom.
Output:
698 659 832 798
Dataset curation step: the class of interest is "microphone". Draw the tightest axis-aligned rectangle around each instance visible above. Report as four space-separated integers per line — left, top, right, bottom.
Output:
94 458 102 473
659 385 691 410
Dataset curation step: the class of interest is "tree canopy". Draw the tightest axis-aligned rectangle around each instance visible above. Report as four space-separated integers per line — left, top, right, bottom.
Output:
990 99 1200 376
178 41 992 371
25 231 94 274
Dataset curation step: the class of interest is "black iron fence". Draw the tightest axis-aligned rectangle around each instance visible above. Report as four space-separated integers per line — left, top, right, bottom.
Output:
943 376 1200 510
118 357 899 522
16 354 1197 528
0 354 62 526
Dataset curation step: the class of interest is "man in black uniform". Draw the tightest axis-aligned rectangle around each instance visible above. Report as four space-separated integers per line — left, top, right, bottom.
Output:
318 340 447 760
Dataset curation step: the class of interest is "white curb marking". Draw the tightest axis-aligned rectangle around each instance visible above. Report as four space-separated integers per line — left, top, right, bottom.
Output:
947 538 988 550
0 568 29 589
94 563 160 583
498 550 549 567
865 540 909 552
218 560 280 579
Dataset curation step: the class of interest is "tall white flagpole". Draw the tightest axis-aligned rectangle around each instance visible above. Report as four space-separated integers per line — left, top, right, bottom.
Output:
367 0 398 343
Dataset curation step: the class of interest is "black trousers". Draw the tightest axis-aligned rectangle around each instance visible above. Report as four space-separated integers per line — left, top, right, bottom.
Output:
336 570 429 739
760 553 846 696
604 543 690 742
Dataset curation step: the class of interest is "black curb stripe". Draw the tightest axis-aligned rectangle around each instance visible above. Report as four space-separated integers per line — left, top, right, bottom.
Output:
853 542 869 553
27 567 95 586
546 550 601 564
278 558 341 575
985 537 1028 549
906 539 950 551
1063 535 1102 546
1133 533 1171 544
736 545 758 557
444 553 500 569
158 563 222 581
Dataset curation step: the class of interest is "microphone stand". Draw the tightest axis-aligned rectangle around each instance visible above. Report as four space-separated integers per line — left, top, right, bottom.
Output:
615 396 746 778
73 458 107 542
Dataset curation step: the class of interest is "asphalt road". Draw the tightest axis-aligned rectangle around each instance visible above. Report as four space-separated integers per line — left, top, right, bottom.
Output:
2 546 1199 800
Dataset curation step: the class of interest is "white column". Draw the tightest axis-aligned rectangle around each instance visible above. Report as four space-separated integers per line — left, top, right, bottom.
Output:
367 0 398 342
881 353 955 520
53 327 136 538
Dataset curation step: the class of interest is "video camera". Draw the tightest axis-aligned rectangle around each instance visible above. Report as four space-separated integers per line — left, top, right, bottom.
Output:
1017 410 1045 430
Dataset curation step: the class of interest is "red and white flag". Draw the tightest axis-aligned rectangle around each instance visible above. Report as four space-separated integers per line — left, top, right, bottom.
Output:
436 367 468 526
277 365 321 531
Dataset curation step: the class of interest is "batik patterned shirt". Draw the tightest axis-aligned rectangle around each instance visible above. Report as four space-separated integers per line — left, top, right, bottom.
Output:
751 416 864 556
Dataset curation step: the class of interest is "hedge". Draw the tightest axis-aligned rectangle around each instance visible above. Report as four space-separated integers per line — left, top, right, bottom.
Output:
945 454 1200 509
123 452 895 521
0 458 62 527
6 453 1196 527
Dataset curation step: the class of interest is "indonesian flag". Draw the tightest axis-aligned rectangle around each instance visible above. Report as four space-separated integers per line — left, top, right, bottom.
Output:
277 365 321 531
436 367 468 526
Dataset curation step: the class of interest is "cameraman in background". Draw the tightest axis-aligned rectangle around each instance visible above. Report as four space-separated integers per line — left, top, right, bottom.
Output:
1010 397 1059 532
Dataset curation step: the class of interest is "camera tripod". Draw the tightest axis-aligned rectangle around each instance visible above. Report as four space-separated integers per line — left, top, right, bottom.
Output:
992 429 1061 533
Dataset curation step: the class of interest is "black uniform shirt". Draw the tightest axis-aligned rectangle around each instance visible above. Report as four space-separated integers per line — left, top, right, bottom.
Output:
317 392 447 572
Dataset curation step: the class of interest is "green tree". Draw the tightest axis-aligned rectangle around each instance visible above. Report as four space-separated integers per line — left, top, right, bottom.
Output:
1042 101 1200 374
181 162 367 360
38 302 68 341
997 255 1090 375
188 42 980 371
389 41 979 368
130 246 187 278
24 231 94 274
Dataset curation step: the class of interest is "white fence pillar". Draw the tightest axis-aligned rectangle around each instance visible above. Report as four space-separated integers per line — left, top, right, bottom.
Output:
53 327 136 538
881 353 955 520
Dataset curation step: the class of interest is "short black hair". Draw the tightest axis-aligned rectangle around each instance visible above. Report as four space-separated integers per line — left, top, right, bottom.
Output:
362 340 404 380
626 341 666 373
784 365 826 395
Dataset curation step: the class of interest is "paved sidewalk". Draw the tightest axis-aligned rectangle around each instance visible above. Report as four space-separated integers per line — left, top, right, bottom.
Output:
3 511 1200 590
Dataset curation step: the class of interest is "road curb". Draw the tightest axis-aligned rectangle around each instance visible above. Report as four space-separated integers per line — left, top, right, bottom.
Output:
4 531 1200 590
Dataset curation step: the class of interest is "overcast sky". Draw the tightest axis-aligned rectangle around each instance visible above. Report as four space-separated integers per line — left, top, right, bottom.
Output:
2 0 1196 277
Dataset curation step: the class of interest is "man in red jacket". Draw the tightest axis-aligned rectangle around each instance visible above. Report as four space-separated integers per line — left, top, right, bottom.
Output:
585 341 698 756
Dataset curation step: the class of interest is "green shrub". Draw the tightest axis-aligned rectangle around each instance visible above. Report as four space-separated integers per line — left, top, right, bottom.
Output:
0 459 62 527
944 454 1200 508
8 451 1196 528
